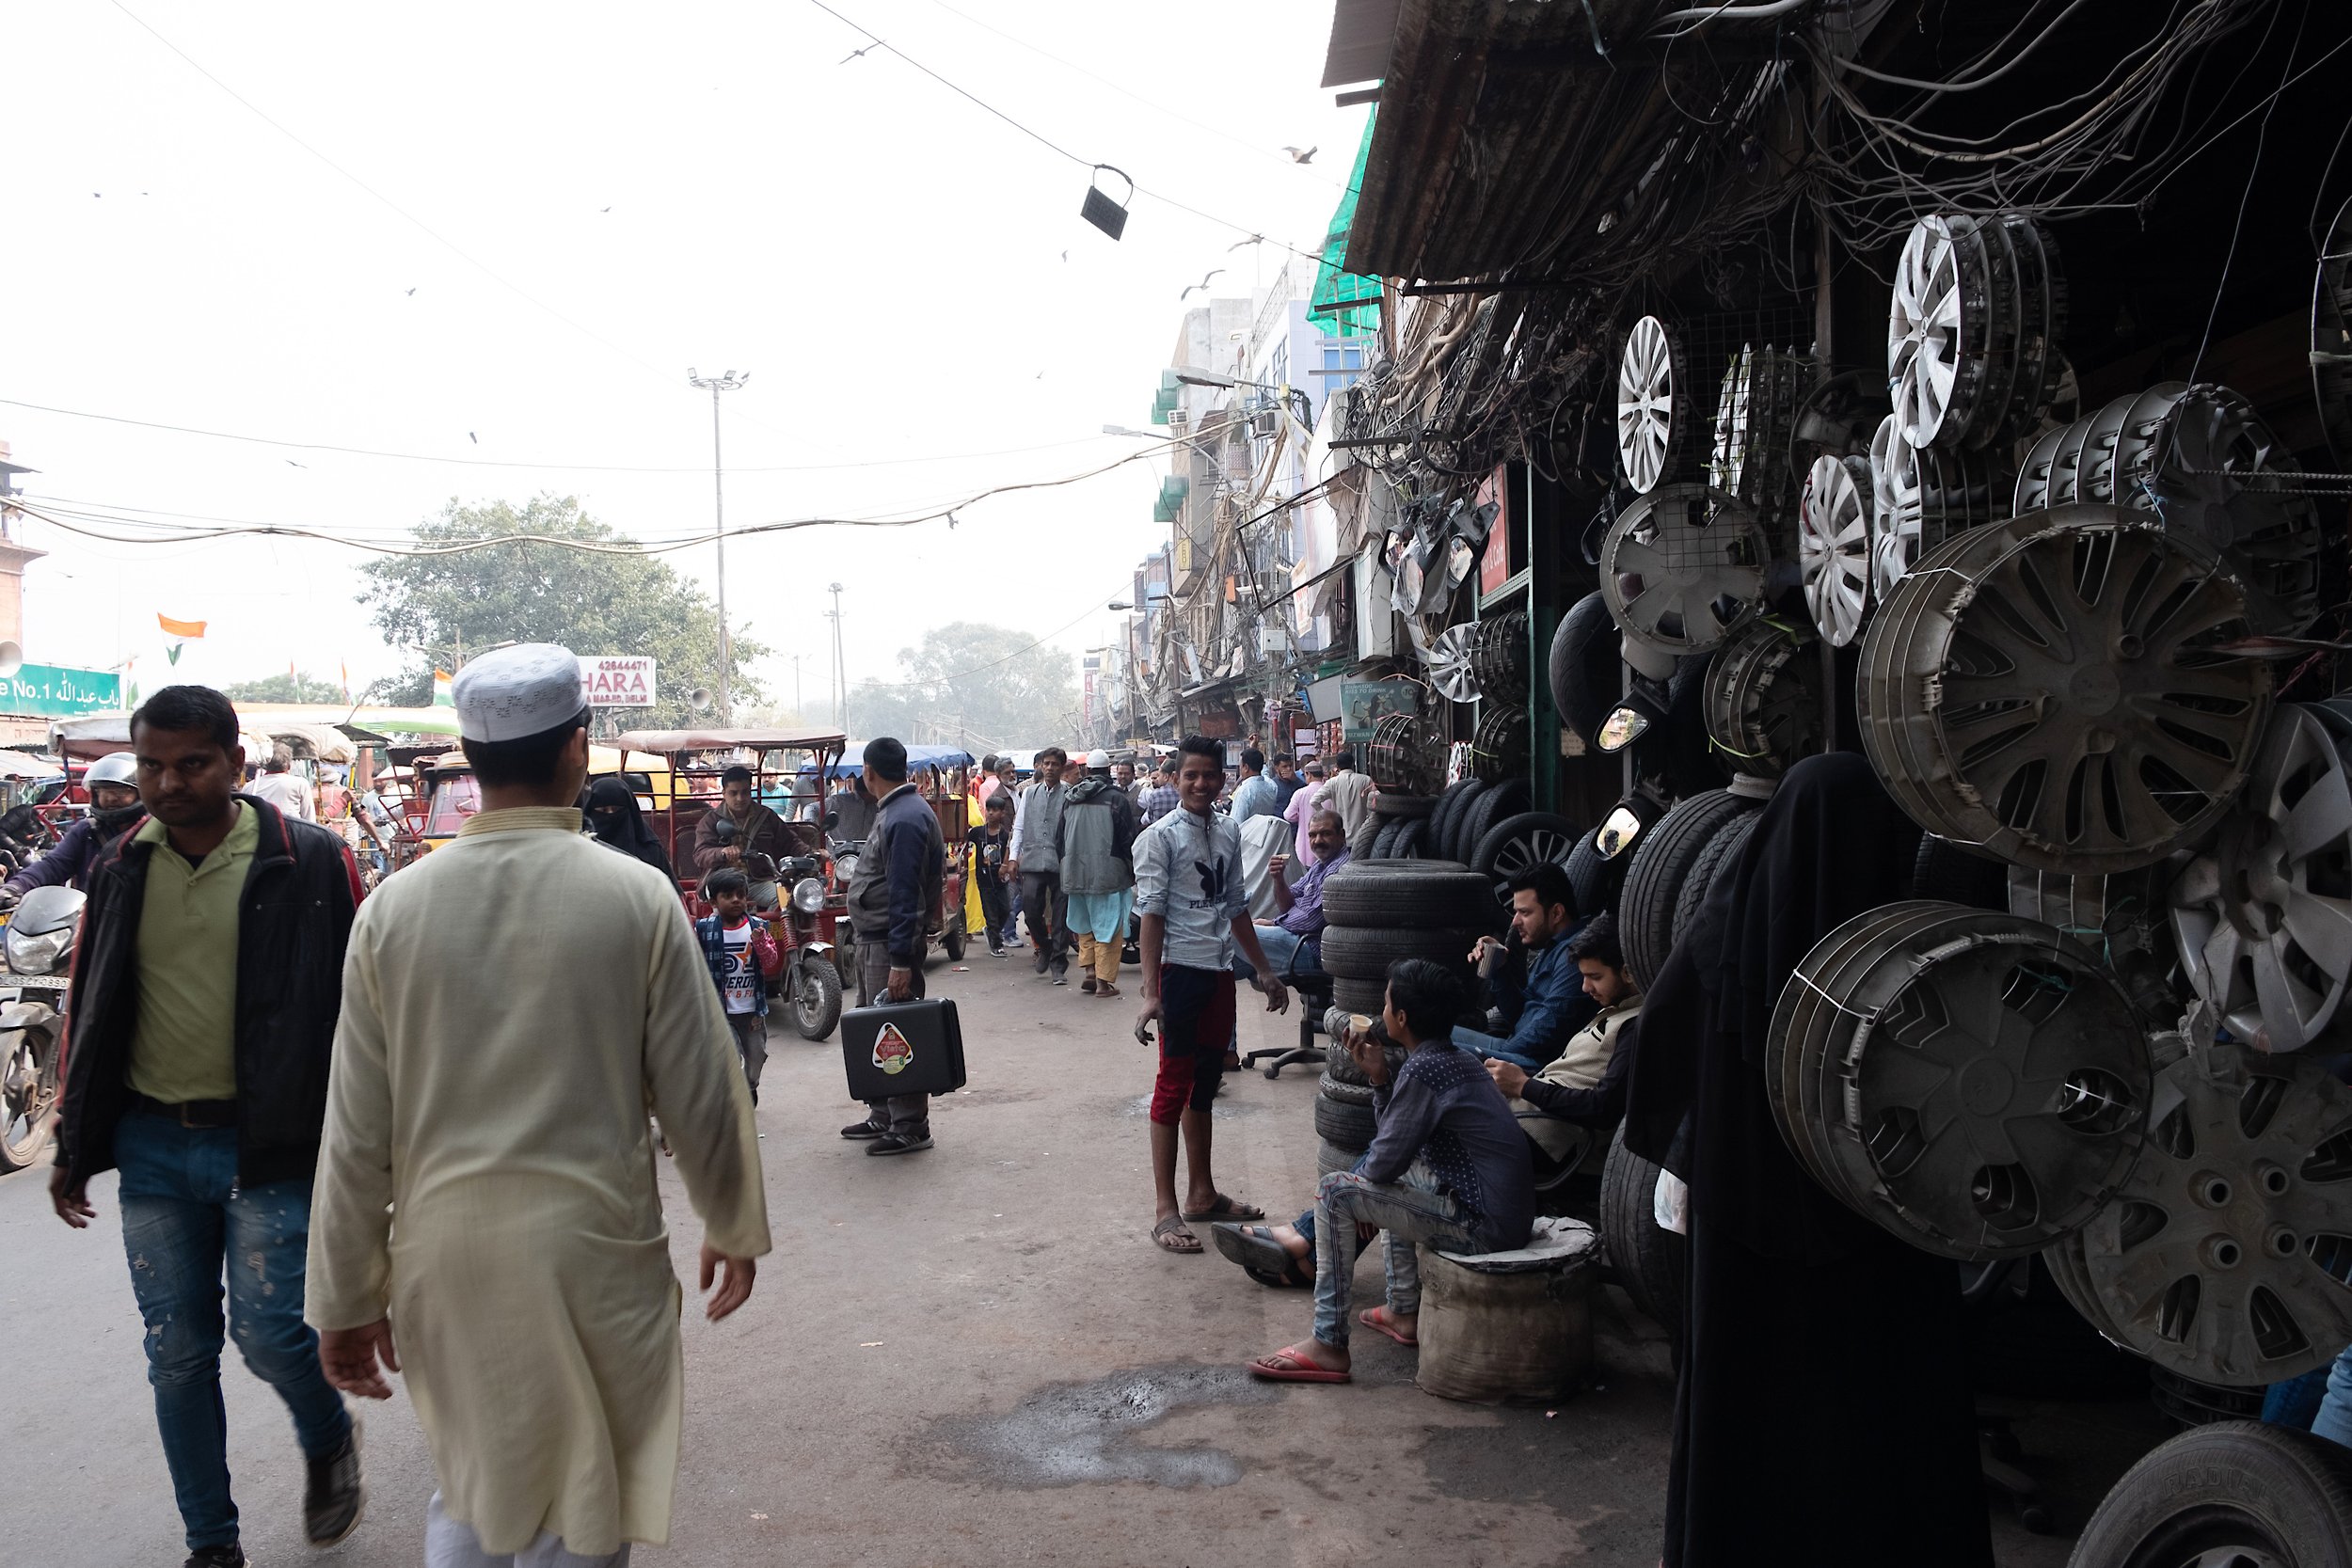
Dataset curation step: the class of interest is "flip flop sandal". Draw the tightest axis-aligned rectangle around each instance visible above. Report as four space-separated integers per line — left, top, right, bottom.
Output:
1358 1307 1419 1347
1211 1222 1298 1280
1152 1215 1203 1254
1248 1347 1350 1384
1183 1194 1266 1223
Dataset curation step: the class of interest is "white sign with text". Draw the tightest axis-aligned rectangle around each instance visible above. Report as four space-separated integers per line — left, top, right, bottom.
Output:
580 656 656 707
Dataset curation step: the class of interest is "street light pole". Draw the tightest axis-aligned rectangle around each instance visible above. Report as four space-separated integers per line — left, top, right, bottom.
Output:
825 582 847 729
688 368 749 722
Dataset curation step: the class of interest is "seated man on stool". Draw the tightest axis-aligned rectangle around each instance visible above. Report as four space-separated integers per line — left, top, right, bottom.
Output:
1245 958 1534 1383
1484 912 1643 1167
1235 809 1348 986
1454 863 1595 1071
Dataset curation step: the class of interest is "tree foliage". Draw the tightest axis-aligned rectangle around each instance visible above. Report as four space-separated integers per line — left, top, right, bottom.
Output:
848 622 1078 752
357 496 763 727
220 672 343 703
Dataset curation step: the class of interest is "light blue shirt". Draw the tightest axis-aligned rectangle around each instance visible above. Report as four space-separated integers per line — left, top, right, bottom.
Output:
1229 772 1279 824
1133 805 1248 970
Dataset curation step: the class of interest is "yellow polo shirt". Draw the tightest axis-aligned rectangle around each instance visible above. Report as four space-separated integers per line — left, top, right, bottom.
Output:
124 804 259 1104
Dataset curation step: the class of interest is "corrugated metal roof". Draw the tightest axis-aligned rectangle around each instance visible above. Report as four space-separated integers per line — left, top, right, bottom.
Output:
1323 0 1404 87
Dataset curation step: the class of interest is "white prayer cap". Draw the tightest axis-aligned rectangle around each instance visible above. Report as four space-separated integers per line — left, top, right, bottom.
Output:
451 643 585 743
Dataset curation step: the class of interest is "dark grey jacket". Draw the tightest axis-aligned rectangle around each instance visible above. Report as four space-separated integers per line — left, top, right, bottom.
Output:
849 781 944 964
1056 776 1139 895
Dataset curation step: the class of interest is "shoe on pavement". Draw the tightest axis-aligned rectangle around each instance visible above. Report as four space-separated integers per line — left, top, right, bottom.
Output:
867 1132 934 1156
1081 977 1099 994
840 1119 887 1139
1032 950 1049 974
304 1420 364 1546
185 1546 246 1568
1052 973 1069 986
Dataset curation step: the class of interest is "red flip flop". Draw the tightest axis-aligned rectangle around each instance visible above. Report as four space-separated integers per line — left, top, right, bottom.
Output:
1358 1307 1418 1347
1248 1346 1351 1384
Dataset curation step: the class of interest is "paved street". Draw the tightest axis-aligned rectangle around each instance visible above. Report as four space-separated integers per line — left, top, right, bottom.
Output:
6 947 2160 1567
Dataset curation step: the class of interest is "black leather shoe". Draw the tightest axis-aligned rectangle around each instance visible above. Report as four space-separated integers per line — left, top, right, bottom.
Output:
185 1545 246 1567
304 1420 364 1546
840 1119 886 1139
867 1132 934 1155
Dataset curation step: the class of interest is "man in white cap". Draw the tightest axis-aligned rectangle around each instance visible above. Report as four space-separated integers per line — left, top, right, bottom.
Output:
304 642 771 1566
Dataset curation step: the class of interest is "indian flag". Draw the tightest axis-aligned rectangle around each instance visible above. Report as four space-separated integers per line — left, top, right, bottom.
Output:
433 669 454 707
159 612 206 667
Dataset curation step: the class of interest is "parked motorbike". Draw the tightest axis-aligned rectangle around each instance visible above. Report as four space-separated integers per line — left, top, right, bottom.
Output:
0 885 81 1172
771 852 844 1040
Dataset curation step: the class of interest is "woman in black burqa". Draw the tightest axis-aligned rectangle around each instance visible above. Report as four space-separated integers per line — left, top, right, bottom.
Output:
583 776 675 879
1624 752 1992 1568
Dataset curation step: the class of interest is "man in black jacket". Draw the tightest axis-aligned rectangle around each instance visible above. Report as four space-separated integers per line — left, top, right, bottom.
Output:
841 736 945 1155
49 685 366 1568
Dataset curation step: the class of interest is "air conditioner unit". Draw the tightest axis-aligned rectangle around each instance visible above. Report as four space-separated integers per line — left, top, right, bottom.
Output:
1353 546 1395 661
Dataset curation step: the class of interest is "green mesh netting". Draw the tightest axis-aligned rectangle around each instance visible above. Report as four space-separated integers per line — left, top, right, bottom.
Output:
1309 107 1380 338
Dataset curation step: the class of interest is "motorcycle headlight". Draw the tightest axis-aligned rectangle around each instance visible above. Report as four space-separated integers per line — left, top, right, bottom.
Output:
6 923 72 975
833 852 858 886
792 877 826 914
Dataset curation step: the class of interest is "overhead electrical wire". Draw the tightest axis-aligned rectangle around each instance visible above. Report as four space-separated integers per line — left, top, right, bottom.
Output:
0 395 1172 476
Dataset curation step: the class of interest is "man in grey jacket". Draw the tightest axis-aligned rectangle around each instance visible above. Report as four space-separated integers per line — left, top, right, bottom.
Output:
841 736 946 1156
1007 746 1070 983
1057 751 1140 998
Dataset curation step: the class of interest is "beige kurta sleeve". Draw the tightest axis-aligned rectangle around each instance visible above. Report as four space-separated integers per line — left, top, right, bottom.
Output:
306 910 398 1330
643 890 771 1259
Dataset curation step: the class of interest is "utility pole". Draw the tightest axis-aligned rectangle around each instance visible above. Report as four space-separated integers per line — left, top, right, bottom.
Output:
789 653 803 719
825 582 847 729
688 367 749 723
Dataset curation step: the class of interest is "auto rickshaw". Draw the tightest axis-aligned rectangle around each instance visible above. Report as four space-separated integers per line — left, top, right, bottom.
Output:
612 727 850 1040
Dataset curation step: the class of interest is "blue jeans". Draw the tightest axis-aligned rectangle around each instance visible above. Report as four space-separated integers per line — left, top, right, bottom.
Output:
1311 1160 1486 1348
1232 923 1311 983
1451 1024 1548 1071
117 1113 351 1551
2313 1342 2352 1449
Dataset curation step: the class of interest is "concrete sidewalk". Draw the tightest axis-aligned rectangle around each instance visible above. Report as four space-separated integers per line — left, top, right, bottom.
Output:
1 945 2156 1565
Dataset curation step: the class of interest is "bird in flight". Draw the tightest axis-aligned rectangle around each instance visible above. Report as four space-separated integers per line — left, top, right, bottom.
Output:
840 40 881 63
1282 146 1317 164
601 206 612 213
469 433 479 444
1180 268 1224 301
405 287 416 296
285 459 306 468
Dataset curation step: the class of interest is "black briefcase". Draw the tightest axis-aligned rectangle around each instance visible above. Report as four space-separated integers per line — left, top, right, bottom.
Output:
841 997 967 1100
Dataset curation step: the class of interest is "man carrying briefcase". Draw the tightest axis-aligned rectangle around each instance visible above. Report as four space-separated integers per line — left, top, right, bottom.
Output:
841 736 946 1156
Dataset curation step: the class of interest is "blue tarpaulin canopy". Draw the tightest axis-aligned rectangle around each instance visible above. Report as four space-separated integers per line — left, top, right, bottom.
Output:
808 745 977 781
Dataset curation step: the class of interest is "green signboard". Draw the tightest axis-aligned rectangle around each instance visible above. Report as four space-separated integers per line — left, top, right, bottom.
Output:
2 663 122 718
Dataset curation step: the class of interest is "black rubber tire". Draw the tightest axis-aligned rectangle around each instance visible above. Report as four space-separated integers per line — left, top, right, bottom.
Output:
1316 1138 1359 1178
941 922 966 962
1323 1037 1405 1085
1434 779 1486 862
1317 1071 1375 1106
1470 810 1583 884
1314 1087 1377 1149
1391 820 1425 859
1372 792 1436 819
1456 777 1531 865
1563 825 1626 921
1321 863 1493 929
2070 1420 2352 1568
1320 924 1487 982
1331 975 1388 1015
1549 591 1621 746
1618 791 1758 991
789 959 844 1041
1671 808 1758 950
1370 819 1403 861
1429 779 1483 862
1911 833 2009 910
1599 1124 1688 1333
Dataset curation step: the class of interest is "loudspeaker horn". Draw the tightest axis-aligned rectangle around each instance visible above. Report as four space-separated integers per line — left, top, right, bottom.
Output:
0 641 24 678
688 687 714 712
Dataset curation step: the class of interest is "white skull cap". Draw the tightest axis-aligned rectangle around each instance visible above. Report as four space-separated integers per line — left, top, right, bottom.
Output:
451 643 584 743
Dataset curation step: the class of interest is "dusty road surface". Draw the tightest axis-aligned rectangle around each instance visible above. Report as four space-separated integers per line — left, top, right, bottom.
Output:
4 942 2163 1566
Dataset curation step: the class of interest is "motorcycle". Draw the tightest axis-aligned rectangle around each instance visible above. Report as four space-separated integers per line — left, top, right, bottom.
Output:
0 885 81 1172
770 851 845 1040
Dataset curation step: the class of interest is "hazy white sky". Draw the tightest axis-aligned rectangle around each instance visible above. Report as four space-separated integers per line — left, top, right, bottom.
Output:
5 1 1363 710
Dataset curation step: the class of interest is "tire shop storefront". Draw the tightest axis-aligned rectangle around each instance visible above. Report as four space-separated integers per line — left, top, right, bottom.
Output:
1316 0 2352 1555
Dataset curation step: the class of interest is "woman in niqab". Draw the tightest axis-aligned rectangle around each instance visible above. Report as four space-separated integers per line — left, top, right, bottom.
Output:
584 776 674 879
1624 752 1992 1568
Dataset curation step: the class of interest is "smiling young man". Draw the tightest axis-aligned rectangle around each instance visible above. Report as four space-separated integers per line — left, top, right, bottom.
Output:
50 684 367 1568
1133 736 1289 1254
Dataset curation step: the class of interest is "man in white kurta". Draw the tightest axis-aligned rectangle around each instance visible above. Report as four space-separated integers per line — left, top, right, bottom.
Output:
305 643 770 1564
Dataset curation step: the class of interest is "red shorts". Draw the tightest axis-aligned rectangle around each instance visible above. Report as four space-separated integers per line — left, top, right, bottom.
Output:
1151 964 1234 1125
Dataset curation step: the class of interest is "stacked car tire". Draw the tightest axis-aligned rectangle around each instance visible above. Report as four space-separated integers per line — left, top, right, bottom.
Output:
1311 859 1498 1171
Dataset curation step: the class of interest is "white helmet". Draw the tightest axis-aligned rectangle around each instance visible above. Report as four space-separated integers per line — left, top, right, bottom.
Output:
87 752 139 791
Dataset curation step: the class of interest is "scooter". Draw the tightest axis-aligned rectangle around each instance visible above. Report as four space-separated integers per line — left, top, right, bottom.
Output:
0 886 81 1172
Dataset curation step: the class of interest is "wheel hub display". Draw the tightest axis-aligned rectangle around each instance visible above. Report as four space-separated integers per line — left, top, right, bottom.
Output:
1600 483 1768 657
2051 1051 2352 1386
1799 454 1872 646
1617 315 1689 495
1768 900 2152 1259
2169 705 2352 1053
1858 505 2270 875
1702 617 1823 778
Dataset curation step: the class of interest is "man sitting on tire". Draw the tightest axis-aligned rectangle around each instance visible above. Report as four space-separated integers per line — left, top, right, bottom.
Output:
1453 863 1597 1070
1244 958 1534 1383
1482 912 1643 1165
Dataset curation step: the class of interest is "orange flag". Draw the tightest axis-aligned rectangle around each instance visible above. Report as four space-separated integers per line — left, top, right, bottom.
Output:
158 613 207 640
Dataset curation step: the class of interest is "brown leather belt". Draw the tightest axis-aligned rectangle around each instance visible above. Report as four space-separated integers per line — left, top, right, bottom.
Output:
129 1092 238 1130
